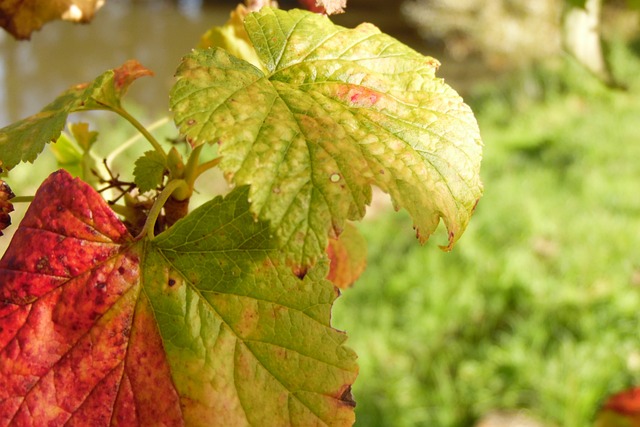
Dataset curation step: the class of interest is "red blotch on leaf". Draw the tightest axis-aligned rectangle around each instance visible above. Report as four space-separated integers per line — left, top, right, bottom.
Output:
335 85 380 108
0 170 182 426
325 223 366 289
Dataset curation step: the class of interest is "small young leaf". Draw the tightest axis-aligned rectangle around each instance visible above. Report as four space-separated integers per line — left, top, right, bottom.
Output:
0 0 105 40
134 150 166 192
0 60 152 171
171 8 483 270
0 179 14 236
69 122 98 151
50 132 84 177
0 170 358 426
326 222 367 289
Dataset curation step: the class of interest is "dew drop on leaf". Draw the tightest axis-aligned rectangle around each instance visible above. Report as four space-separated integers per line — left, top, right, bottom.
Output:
330 174 341 183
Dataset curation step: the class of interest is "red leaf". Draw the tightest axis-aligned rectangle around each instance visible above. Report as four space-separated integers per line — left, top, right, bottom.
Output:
0 170 182 426
604 387 640 415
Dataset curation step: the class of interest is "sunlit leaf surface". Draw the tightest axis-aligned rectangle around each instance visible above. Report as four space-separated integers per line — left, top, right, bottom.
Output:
0 170 357 426
171 7 483 270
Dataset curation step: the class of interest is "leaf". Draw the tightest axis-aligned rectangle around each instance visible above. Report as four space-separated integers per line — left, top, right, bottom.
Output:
298 0 346 15
69 122 98 151
604 388 640 415
0 60 152 171
0 179 14 236
326 222 366 289
0 169 358 426
134 151 166 192
171 7 483 270
0 0 105 40
198 4 264 70
50 132 84 178
596 388 640 427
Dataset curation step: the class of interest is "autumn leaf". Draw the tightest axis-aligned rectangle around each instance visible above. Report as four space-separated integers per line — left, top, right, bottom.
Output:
0 0 105 40
171 7 483 270
298 0 347 15
326 222 366 289
0 60 152 171
0 180 14 236
0 169 358 426
596 388 640 427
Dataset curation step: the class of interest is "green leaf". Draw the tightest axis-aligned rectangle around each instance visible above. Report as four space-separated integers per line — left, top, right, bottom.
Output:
0 60 153 170
171 8 483 270
0 85 87 170
148 185 358 426
69 121 98 151
0 170 358 425
50 132 84 177
134 150 166 192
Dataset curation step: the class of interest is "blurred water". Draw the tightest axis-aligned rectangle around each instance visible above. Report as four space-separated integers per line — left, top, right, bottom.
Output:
0 0 231 127
0 0 462 128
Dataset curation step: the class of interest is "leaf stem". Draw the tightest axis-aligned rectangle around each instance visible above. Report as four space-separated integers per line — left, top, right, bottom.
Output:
9 196 34 203
196 157 222 178
113 107 167 160
139 179 188 240
106 116 170 166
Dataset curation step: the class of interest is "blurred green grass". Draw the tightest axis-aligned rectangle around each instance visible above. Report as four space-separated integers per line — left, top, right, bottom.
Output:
332 42 640 426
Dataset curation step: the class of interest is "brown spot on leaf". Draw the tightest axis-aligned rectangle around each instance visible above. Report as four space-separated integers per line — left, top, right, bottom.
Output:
338 385 356 407
167 278 176 287
293 266 308 280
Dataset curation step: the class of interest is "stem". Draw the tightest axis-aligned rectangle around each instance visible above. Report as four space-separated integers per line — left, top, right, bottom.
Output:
113 106 167 160
138 179 188 241
196 157 222 179
106 116 170 165
175 144 204 201
9 196 34 203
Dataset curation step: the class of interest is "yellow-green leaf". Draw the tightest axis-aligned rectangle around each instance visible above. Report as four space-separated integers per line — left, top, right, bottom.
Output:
171 7 483 270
